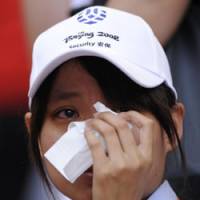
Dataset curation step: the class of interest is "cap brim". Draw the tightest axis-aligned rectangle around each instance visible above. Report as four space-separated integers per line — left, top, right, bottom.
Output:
28 47 166 108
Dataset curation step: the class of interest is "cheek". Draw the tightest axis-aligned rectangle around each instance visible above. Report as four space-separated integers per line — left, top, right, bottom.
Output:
144 126 167 197
152 126 167 178
38 121 71 192
152 125 166 163
39 120 66 155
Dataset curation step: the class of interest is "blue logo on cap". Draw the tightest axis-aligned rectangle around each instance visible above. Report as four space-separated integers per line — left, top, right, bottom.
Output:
77 7 107 25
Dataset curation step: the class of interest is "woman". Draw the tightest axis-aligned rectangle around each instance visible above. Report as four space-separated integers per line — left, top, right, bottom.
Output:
25 6 185 200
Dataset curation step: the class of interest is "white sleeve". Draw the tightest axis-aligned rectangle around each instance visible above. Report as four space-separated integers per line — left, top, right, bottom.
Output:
69 0 93 10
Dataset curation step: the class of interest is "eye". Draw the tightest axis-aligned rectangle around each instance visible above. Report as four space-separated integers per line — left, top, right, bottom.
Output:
55 108 79 120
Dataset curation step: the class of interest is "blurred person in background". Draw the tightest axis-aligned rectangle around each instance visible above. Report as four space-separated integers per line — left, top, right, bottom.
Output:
22 0 70 54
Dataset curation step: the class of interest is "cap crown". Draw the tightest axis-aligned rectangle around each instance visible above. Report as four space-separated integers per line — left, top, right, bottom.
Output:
29 6 176 107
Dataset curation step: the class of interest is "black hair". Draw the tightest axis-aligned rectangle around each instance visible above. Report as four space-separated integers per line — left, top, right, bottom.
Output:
29 56 186 197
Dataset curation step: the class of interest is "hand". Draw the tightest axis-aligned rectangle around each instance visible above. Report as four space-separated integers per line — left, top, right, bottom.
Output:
85 110 159 200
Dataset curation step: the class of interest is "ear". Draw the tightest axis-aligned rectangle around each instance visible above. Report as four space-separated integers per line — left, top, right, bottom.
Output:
24 112 32 135
25 112 44 157
164 102 185 152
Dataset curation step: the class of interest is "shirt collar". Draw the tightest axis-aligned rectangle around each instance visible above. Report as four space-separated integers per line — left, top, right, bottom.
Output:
52 180 177 200
147 180 178 200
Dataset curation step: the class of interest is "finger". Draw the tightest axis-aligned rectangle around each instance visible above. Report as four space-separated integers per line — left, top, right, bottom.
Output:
84 127 107 165
119 112 143 145
120 111 153 158
118 113 140 145
87 118 124 160
95 112 138 155
119 111 143 130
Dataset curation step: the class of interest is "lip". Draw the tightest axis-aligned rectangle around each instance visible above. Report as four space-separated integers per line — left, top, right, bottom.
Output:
84 167 93 176
79 167 93 187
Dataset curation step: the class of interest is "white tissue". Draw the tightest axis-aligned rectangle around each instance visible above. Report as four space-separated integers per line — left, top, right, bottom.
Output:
44 102 115 183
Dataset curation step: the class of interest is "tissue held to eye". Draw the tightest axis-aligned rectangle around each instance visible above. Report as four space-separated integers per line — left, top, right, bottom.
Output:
45 102 119 183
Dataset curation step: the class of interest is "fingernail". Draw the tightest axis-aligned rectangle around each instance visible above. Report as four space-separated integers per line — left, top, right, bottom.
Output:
85 124 92 132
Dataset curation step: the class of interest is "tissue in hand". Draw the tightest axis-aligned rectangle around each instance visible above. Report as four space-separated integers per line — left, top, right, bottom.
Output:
44 102 115 183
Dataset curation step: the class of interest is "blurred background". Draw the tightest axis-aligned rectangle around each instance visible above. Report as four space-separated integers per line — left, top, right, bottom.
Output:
0 0 199 199
0 1 29 199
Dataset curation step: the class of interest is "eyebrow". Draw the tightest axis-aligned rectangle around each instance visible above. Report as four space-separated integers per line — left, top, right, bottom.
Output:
50 90 81 102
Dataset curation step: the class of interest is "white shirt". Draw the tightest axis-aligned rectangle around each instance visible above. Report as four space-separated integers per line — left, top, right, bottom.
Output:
53 180 178 200
148 181 178 200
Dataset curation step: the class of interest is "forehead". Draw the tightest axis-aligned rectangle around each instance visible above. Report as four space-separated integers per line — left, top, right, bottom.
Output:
48 60 105 102
52 60 98 89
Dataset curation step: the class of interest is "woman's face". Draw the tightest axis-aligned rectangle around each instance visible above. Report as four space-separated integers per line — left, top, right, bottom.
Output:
26 60 175 200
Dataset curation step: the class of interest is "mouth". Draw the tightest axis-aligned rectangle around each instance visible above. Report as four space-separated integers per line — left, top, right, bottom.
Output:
84 166 93 177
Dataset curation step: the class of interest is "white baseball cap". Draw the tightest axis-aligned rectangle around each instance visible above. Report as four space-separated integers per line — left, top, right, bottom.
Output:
28 6 177 108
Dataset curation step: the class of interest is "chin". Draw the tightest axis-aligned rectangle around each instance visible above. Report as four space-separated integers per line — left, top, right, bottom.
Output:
47 162 93 200
76 171 93 187
60 172 93 200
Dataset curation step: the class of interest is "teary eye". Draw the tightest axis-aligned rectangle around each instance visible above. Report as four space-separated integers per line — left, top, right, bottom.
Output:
56 108 79 119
